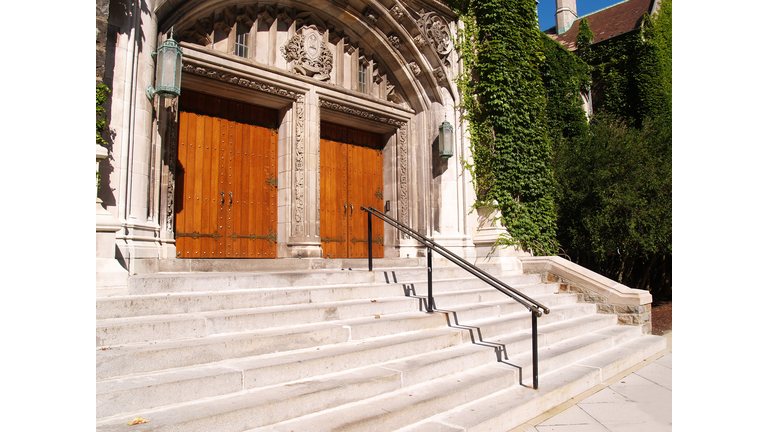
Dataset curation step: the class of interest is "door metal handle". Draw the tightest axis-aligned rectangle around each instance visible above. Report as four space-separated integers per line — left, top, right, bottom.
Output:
350 204 354 215
228 191 233 208
343 203 347 215
220 191 225 207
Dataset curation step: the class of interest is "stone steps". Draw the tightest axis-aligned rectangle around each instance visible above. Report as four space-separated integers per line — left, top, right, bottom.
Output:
95 262 666 431
96 322 657 431
96 299 594 418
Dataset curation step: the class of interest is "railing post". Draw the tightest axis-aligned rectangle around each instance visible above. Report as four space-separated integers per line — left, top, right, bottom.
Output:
367 209 373 271
531 309 539 390
427 248 434 312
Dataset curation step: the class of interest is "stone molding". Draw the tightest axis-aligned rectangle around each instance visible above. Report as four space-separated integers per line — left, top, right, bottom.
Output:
181 63 300 100
318 99 406 128
520 256 653 333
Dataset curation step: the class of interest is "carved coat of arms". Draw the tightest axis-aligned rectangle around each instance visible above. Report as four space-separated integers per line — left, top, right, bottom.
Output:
281 25 334 81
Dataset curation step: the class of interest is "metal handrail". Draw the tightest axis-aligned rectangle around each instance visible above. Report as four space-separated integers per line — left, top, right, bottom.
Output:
361 205 549 389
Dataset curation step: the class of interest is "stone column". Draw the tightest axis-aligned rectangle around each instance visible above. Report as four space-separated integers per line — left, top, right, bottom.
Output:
96 145 129 297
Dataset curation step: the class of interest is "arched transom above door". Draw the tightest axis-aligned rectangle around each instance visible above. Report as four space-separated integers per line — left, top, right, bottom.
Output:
156 0 459 111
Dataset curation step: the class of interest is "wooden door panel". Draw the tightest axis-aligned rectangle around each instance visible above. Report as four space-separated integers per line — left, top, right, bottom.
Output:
320 123 384 259
320 138 348 258
176 91 278 258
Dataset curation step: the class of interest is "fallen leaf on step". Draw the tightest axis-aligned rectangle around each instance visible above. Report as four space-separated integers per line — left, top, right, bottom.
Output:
127 417 149 425
374 315 381 318
371 300 377 302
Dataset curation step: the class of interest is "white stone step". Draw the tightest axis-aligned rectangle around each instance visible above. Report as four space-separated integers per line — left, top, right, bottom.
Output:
95 317 634 430
128 266 539 295
240 329 663 432
392 334 667 432
96 304 608 419
96 282 558 347
97 275 546 320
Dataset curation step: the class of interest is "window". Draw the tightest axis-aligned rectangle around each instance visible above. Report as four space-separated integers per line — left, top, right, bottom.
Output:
358 65 367 93
235 25 249 58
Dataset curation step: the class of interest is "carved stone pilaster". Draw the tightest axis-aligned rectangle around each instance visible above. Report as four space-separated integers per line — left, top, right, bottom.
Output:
292 95 307 237
397 124 409 238
165 98 179 232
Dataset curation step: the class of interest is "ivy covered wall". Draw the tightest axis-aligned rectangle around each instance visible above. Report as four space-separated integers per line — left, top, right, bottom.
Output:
451 0 559 256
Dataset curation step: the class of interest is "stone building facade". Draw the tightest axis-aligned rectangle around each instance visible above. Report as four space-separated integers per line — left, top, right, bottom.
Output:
96 0 521 279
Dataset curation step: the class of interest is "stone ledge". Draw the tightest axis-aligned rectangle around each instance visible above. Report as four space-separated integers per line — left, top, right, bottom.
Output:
521 256 652 334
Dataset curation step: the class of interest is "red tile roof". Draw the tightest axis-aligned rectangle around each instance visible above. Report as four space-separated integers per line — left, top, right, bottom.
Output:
545 0 655 51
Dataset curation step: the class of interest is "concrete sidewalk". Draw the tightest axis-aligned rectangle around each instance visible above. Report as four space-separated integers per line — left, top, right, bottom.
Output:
512 332 672 432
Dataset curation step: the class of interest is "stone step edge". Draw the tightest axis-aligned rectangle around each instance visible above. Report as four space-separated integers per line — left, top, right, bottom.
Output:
95 319 633 428
95 293 579 352
243 329 662 432
96 311 616 419
392 334 668 432
96 284 560 327
95 300 589 381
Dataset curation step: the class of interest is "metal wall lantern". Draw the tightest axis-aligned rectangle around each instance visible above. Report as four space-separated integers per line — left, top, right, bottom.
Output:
438 114 454 159
146 28 183 100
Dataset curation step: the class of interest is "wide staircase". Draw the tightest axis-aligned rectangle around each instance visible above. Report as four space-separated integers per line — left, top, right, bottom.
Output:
95 258 665 431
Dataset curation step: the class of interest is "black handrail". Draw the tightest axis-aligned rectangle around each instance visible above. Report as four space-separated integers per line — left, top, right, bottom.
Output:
361 206 549 389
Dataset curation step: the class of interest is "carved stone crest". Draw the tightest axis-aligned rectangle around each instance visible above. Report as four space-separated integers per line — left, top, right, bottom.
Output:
281 25 334 81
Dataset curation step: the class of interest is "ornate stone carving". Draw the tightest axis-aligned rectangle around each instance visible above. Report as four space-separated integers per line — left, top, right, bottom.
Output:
409 61 421 76
166 98 179 232
293 95 306 236
181 64 299 99
390 4 406 21
319 99 406 128
397 124 409 238
281 25 334 81
413 34 427 49
418 11 453 57
386 84 405 105
388 34 401 50
433 67 447 85
363 7 379 24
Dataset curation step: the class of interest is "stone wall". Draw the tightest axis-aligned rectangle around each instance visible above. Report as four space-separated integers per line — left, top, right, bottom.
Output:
96 0 110 83
545 272 652 334
520 256 653 334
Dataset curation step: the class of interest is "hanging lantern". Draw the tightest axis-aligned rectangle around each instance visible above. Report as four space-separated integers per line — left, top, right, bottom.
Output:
146 28 183 100
438 115 454 159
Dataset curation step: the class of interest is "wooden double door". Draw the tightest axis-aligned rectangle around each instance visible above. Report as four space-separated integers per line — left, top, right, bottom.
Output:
320 123 385 259
174 91 278 258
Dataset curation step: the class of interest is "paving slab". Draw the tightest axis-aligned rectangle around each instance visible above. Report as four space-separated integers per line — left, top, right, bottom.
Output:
516 333 672 432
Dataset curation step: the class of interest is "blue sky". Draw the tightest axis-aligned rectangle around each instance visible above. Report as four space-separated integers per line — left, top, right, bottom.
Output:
537 0 627 30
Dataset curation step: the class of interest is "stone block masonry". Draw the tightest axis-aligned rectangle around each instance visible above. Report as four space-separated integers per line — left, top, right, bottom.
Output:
521 256 653 334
